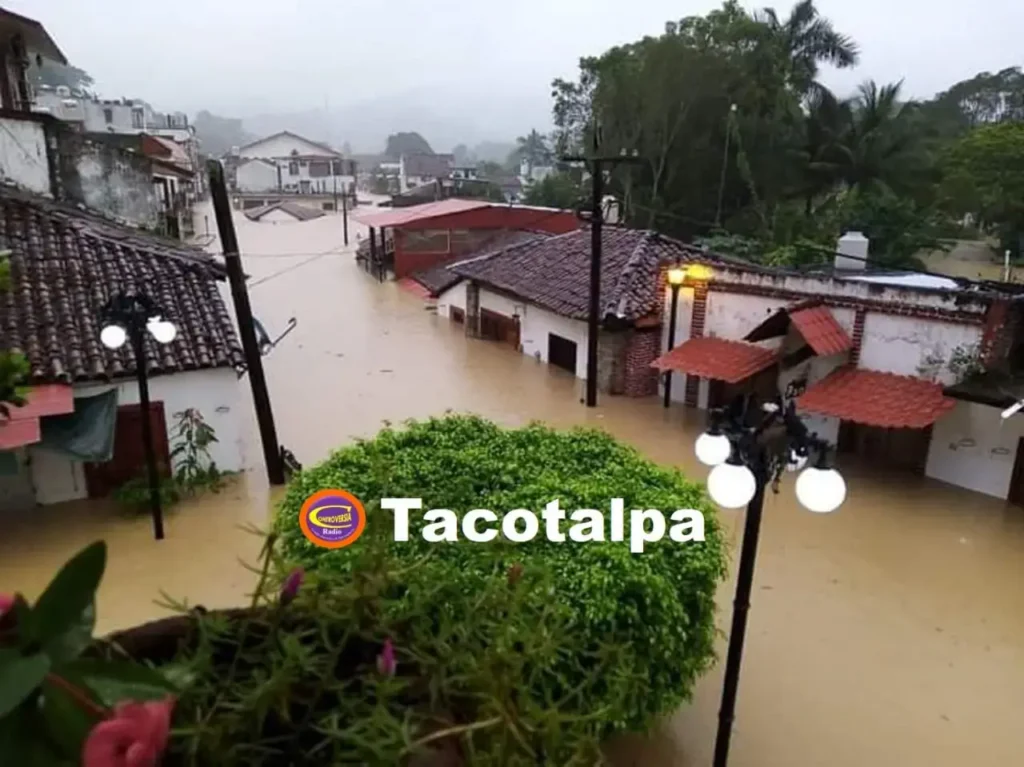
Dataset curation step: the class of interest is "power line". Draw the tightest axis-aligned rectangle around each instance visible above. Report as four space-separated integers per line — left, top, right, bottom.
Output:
248 250 340 289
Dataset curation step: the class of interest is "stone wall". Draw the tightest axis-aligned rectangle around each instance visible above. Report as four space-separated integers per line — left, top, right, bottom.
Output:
52 126 160 229
597 331 628 395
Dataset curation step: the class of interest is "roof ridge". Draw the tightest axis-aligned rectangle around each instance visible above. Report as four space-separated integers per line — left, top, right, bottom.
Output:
604 229 653 318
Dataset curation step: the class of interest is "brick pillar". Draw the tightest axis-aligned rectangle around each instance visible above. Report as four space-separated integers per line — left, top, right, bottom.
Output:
979 299 1011 367
623 329 661 397
465 281 481 338
683 283 708 407
849 308 866 366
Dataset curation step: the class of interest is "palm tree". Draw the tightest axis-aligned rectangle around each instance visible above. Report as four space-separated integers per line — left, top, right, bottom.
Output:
755 0 859 94
797 83 852 214
513 129 553 172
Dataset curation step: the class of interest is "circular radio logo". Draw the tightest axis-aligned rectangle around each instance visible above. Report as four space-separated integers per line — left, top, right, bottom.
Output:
299 489 366 549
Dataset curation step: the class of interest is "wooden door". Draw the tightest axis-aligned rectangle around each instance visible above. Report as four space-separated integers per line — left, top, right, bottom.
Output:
837 422 932 476
548 334 577 374
84 403 171 499
1008 438 1024 508
479 309 518 348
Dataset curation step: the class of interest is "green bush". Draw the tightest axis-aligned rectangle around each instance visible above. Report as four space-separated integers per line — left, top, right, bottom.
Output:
275 415 726 747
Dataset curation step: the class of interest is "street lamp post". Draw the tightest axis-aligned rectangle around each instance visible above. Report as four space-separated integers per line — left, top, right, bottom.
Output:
695 397 847 767
663 266 686 408
100 293 178 541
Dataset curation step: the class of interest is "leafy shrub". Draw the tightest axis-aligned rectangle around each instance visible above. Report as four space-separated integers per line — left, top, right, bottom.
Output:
274 415 726 748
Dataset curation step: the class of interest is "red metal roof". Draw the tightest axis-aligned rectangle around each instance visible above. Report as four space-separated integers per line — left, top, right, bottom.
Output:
788 305 852 356
352 199 490 228
797 367 956 429
0 384 74 449
651 337 778 384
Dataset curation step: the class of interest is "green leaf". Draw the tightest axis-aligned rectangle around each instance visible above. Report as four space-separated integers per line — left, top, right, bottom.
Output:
43 602 96 664
29 541 106 654
59 659 178 707
0 651 50 717
40 678 97 760
0 703 73 767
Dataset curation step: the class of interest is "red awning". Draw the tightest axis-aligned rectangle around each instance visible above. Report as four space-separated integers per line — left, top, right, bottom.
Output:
651 337 778 384
788 305 851 356
797 367 956 428
353 199 490 228
0 384 75 450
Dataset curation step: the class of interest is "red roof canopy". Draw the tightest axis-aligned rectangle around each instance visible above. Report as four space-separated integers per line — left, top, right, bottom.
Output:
788 305 851 356
797 367 956 428
353 199 490 228
0 384 74 450
651 337 778 384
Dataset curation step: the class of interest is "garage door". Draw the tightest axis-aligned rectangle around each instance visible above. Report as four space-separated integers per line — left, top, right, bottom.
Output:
548 334 577 375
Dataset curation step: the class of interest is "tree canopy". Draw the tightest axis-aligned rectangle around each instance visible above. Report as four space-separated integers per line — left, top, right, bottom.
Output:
383 131 433 158
547 0 1024 268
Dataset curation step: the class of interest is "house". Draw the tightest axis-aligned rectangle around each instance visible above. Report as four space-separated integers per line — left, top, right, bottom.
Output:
0 7 67 112
234 131 353 196
519 159 554 189
651 232 1024 504
451 165 478 181
352 198 580 279
244 201 324 223
0 186 247 513
434 228 703 397
236 158 280 193
399 153 454 192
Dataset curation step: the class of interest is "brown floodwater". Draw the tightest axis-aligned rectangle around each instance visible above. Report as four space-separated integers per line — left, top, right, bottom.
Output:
2 202 1023 766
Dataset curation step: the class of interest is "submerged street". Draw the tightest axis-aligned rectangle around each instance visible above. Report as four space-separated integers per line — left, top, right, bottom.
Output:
2 203 1023 766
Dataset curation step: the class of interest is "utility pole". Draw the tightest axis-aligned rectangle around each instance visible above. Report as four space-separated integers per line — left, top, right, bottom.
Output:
562 138 642 408
715 104 738 229
206 160 286 486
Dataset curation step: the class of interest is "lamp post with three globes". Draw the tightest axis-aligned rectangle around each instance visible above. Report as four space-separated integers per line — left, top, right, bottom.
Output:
697 395 846 767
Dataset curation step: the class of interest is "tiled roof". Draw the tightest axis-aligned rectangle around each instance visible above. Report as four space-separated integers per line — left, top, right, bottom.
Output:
353 198 489 228
244 202 325 222
788 304 851 356
0 186 244 384
651 337 778 383
448 228 700 322
797 367 956 428
409 230 553 297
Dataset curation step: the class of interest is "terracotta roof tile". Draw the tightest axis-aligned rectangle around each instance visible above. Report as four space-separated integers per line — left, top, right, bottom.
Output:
651 337 778 383
797 367 956 428
448 229 703 322
788 305 851 356
244 201 325 222
409 230 553 297
0 187 244 384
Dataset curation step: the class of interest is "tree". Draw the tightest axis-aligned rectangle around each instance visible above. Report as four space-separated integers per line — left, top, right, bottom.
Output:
384 132 433 158
942 121 1024 256
522 172 584 209
27 60 94 94
193 111 254 157
510 129 552 170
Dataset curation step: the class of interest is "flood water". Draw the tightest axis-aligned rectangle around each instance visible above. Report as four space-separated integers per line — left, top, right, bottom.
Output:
2 201 1023 766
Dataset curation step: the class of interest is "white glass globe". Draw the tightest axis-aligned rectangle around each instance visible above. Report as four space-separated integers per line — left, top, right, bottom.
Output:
695 432 732 467
100 324 127 350
147 318 177 344
795 466 846 513
707 461 757 509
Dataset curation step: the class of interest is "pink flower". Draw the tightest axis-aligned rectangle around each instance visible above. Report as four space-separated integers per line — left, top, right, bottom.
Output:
82 697 175 767
377 638 396 678
0 593 14 618
280 567 304 606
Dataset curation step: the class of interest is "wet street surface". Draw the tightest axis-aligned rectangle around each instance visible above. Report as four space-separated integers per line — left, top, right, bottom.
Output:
2 203 1023 766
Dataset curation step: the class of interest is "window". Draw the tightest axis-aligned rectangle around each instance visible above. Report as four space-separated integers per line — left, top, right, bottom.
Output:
131 109 143 129
103 108 113 124
401 230 450 253
289 161 299 176
451 307 465 324
331 159 344 176
309 161 331 178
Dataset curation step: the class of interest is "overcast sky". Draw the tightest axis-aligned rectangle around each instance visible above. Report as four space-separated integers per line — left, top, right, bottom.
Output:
14 0 1024 144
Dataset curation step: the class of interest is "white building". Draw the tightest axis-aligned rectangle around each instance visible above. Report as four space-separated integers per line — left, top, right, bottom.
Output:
234 131 353 195
653 232 1024 503
0 187 247 513
235 158 280 193
399 153 455 193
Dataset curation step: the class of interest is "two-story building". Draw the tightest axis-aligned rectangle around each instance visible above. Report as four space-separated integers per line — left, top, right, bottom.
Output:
233 131 353 196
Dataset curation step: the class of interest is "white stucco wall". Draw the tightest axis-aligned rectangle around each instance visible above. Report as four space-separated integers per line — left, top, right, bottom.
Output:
925 401 1024 499
0 118 51 195
660 286 696 405
29 368 246 507
239 134 337 159
858 314 983 385
236 160 279 192
436 283 590 379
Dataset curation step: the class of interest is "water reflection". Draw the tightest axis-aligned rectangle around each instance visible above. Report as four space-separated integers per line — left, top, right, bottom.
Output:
1 204 1022 766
